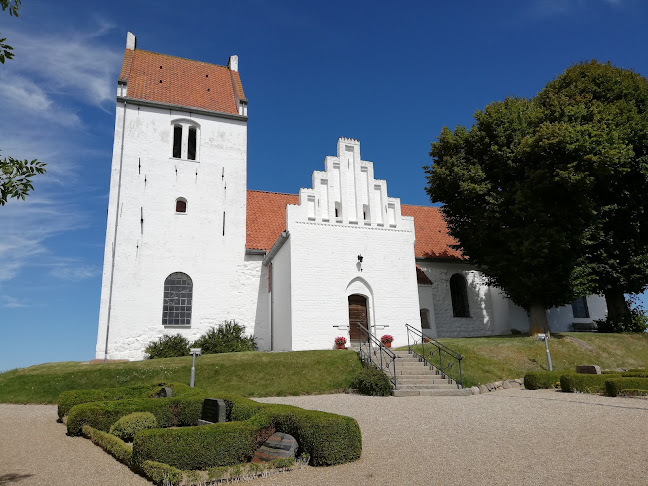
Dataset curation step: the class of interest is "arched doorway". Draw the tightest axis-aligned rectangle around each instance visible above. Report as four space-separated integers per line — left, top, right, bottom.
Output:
348 294 369 343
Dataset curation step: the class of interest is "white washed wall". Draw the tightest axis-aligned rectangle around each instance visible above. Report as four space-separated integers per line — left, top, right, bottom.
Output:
96 102 253 360
270 239 292 351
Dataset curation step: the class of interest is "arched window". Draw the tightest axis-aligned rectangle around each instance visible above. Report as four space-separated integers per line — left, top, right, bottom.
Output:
176 197 187 213
420 308 431 329
450 273 470 317
162 272 192 326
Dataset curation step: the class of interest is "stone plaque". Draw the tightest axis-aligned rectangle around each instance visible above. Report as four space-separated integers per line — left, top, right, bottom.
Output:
199 398 226 425
252 432 298 463
576 365 601 375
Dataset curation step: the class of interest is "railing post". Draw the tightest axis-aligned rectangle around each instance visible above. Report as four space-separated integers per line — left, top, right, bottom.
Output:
458 358 463 389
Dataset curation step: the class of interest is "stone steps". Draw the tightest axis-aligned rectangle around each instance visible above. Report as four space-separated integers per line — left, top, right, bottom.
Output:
393 388 472 397
390 350 465 397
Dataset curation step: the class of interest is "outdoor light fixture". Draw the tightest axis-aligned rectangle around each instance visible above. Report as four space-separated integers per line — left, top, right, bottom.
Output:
535 333 553 371
357 255 363 263
189 347 202 387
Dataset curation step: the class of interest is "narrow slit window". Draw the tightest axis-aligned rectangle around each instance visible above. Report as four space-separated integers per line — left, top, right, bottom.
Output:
172 125 182 158
571 296 590 318
187 127 197 160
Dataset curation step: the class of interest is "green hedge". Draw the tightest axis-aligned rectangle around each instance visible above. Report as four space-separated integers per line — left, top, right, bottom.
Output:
350 366 393 396
131 394 361 470
523 371 569 390
110 412 158 442
82 425 132 467
139 460 183 486
621 371 648 378
66 396 205 436
605 377 648 397
560 374 622 394
58 383 195 419
617 389 648 397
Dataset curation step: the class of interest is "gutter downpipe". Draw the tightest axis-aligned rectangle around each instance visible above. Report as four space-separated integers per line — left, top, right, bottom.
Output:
104 97 127 362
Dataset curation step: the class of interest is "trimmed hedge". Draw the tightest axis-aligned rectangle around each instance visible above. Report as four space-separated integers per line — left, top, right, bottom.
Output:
58 383 195 419
66 396 205 436
350 366 393 396
605 377 648 397
523 371 568 390
618 389 648 397
131 394 362 470
621 372 648 378
560 373 622 394
139 460 183 486
82 425 132 466
110 412 158 442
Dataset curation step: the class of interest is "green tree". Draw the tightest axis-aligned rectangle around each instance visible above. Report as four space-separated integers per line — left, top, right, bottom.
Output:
425 97 599 333
536 61 648 323
1 0 46 204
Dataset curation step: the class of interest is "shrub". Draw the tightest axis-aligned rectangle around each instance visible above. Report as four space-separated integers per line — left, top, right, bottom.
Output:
595 298 648 333
139 460 183 486
66 396 205 436
191 321 257 354
560 373 621 394
82 425 132 466
605 377 648 397
145 334 191 359
350 365 393 396
58 383 194 420
130 394 361 470
110 412 158 442
617 389 648 397
523 371 568 390
621 371 648 378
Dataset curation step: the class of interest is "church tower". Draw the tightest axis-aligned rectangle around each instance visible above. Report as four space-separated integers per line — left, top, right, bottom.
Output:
96 33 248 360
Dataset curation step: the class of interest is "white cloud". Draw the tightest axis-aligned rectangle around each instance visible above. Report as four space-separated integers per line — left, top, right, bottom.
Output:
1 295 27 309
48 262 100 280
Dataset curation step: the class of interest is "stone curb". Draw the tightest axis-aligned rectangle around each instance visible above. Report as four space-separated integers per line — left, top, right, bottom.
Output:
469 378 525 395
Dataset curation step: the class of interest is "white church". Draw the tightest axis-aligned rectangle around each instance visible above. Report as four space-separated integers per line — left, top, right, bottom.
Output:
96 34 607 361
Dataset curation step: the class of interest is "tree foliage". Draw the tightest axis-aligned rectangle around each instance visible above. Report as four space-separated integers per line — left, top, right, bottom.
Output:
426 60 648 332
536 61 648 320
0 0 46 204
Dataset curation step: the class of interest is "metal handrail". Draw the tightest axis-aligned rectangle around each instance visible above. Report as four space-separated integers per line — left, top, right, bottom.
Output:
356 326 397 388
405 324 464 389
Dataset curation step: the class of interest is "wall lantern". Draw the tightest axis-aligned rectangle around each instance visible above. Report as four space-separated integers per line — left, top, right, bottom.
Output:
357 255 363 263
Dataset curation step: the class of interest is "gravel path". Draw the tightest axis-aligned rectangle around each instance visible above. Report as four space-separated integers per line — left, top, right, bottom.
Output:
1 390 647 485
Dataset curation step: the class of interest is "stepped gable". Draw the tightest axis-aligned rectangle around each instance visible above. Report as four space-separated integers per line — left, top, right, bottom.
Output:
246 191 463 260
118 49 244 115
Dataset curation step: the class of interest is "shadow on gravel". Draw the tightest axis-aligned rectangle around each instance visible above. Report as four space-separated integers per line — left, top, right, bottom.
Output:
0 473 34 485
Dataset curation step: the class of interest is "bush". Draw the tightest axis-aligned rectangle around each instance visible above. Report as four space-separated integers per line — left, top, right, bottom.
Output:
191 321 257 354
350 365 393 396
605 377 648 397
66 396 205 436
110 412 158 442
523 371 568 390
595 298 648 333
58 383 194 420
560 373 621 394
621 371 648 378
82 425 132 466
130 394 362 470
145 334 191 359
617 389 648 397
139 460 183 486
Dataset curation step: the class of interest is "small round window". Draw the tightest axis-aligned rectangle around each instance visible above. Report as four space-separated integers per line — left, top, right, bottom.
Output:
176 198 187 213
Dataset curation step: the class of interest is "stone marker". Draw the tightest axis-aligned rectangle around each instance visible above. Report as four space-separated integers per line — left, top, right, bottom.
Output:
252 432 298 463
198 398 227 426
576 365 601 375
155 386 173 398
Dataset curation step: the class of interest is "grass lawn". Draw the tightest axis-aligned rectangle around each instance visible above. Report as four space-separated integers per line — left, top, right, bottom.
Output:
403 332 648 388
0 350 362 404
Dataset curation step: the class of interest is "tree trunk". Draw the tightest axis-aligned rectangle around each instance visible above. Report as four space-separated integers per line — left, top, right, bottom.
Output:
604 291 630 321
529 303 550 335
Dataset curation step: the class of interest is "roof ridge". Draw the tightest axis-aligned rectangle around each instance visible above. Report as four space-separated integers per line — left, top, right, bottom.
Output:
247 189 298 196
136 49 229 69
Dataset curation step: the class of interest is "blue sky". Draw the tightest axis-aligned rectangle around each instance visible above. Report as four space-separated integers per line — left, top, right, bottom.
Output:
1 0 647 371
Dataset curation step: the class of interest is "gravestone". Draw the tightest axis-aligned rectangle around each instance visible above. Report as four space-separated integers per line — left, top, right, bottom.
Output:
198 398 227 425
252 432 298 463
576 365 601 375
154 386 173 398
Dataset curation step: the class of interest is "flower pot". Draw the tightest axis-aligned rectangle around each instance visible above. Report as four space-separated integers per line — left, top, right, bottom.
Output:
382 342 392 348
336 344 346 349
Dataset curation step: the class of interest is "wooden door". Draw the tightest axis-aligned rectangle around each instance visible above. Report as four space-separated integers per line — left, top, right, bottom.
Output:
348 294 369 342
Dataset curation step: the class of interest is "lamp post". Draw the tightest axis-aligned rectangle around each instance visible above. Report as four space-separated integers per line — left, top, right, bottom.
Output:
189 348 202 387
536 333 553 371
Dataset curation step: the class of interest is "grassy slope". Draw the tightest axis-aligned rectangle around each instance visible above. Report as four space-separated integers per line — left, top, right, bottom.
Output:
421 333 648 387
0 350 362 404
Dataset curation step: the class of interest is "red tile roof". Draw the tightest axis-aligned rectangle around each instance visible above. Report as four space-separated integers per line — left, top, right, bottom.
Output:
246 190 463 260
118 49 244 115
246 190 298 251
401 204 464 260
